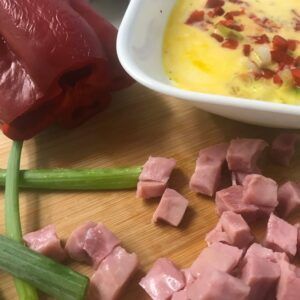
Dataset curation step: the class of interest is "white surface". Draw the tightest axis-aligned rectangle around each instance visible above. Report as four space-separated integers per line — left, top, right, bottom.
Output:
117 0 300 128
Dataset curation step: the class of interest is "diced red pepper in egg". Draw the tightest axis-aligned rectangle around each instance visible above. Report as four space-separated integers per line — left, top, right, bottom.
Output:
185 10 205 25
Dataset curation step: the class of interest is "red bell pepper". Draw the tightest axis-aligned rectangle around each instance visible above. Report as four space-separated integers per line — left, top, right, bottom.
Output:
0 0 133 140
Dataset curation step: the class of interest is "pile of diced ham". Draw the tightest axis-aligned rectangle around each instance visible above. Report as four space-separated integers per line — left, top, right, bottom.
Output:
139 133 300 300
23 132 300 300
23 222 138 300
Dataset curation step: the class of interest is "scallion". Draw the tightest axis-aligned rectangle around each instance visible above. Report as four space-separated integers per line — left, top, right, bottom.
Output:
0 234 89 300
4 141 39 300
0 167 142 190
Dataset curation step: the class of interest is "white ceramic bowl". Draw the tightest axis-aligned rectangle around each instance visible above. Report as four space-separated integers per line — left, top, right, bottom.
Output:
117 0 300 128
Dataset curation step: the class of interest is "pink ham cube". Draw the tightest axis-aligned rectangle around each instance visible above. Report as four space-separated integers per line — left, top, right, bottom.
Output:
242 174 278 208
88 246 138 300
136 181 167 199
215 185 259 222
139 258 185 300
181 268 195 286
270 133 300 166
23 224 66 262
187 266 250 300
219 211 254 248
277 181 300 217
265 214 297 257
189 143 228 196
244 243 289 264
231 167 262 186
66 222 120 267
205 221 231 246
190 242 243 277
65 221 97 264
83 223 121 269
139 156 176 183
240 255 280 300
277 260 300 300
152 189 188 227
172 290 188 300
226 138 268 173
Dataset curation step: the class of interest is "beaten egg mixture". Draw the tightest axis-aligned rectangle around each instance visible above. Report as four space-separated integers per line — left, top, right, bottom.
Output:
163 0 300 104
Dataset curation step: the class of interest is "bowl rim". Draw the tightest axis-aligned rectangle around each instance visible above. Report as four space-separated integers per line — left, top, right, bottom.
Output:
117 0 300 116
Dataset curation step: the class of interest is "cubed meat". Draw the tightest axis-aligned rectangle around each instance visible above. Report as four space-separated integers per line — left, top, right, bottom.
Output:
171 290 188 300
187 266 250 300
190 143 229 196
265 213 297 257
205 221 230 246
190 242 243 277
23 224 66 262
182 268 195 286
244 243 289 264
65 221 97 264
83 223 121 269
139 156 176 183
240 255 280 300
242 174 278 208
277 181 300 217
277 260 300 300
227 138 268 173
215 185 259 222
136 181 167 199
139 258 185 300
294 223 300 254
88 246 138 300
270 133 300 166
152 188 188 227
220 211 254 248
231 167 261 186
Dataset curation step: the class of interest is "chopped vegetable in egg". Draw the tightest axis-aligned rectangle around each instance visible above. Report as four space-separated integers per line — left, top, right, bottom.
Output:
164 0 300 104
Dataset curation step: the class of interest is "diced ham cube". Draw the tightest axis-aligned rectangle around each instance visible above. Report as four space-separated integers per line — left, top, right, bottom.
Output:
277 181 300 217
205 221 231 246
152 188 188 227
66 221 97 264
171 290 188 300
189 162 223 196
182 268 195 286
139 258 185 300
83 223 121 269
190 143 229 196
240 255 280 300
270 133 300 166
242 174 278 208
139 157 176 183
215 185 259 222
265 213 297 257
186 266 250 300
294 223 300 254
227 138 268 173
88 246 138 300
244 243 289 264
190 242 243 277
136 181 167 199
220 211 254 248
231 167 261 186
277 260 300 300
23 224 66 262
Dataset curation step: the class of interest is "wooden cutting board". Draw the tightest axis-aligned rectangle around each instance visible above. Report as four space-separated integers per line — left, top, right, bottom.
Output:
0 84 300 300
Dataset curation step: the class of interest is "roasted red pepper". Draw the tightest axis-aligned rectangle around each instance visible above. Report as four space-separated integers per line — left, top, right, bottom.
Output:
0 0 133 140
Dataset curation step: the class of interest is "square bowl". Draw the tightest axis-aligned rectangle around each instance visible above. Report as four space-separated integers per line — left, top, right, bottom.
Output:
117 0 300 128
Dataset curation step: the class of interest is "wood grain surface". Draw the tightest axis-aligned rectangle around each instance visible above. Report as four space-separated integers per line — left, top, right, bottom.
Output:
0 84 300 299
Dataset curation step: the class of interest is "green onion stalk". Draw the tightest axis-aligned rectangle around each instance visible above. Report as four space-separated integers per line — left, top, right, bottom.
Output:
0 167 142 190
4 141 39 300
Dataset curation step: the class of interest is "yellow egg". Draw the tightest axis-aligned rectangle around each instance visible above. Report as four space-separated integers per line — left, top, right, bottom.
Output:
163 0 300 104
